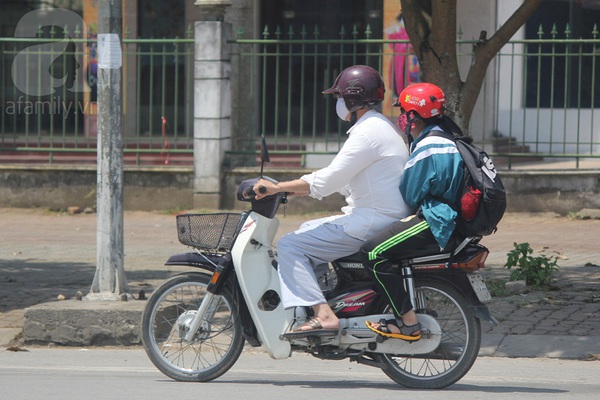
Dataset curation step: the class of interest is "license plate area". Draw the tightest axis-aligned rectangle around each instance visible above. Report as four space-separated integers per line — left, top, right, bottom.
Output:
467 272 492 303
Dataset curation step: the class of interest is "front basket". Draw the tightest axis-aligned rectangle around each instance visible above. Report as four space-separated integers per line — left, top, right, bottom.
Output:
176 213 242 252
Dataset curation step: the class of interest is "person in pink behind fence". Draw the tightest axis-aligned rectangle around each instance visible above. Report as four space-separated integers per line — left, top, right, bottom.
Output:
387 14 420 98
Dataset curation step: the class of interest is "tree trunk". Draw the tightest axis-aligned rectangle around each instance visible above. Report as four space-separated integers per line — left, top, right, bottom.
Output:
400 0 544 135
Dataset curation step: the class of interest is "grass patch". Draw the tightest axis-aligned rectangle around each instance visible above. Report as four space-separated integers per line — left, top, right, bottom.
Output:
486 278 511 297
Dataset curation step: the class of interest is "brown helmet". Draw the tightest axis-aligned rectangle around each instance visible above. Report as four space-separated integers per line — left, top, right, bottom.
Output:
323 65 385 112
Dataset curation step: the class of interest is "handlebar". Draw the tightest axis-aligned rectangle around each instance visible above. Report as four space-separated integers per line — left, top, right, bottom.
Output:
242 185 267 199
237 176 288 219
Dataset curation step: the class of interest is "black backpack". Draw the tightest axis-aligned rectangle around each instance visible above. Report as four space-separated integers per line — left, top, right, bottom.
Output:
430 131 507 237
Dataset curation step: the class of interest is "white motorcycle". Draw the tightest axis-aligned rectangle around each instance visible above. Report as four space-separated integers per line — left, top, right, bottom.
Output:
141 141 496 389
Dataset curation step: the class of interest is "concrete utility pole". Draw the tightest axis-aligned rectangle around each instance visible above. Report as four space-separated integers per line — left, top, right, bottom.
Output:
88 0 128 300
192 0 232 209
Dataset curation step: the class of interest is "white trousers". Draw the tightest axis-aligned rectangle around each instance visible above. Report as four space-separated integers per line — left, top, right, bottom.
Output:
276 217 364 309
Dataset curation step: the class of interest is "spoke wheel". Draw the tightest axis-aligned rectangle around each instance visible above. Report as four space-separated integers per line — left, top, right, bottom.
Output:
142 272 244 382
376 280 481 389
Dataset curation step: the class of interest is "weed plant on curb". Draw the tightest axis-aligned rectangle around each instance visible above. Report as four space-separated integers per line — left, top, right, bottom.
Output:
504 242 560 288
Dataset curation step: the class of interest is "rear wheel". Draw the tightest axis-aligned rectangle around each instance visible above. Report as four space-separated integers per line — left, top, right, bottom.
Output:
141 272 244 382
375 279 481 389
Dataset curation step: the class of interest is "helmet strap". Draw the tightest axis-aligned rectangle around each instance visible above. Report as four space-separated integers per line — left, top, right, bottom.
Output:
404 111 419 149
405 125 414 148
350 111 358 125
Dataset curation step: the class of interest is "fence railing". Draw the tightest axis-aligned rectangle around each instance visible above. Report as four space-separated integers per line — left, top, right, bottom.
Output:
487 21 599 168
1 23 599 169
229 24 600 169
0 31 195 166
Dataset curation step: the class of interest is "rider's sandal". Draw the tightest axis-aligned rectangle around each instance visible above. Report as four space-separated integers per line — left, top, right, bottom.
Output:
365 318 422 342
281 317 339 339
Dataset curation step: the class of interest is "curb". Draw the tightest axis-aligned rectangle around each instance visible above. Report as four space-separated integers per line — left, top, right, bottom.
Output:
4 300 600 360
480 333 600 359
22 300 144 346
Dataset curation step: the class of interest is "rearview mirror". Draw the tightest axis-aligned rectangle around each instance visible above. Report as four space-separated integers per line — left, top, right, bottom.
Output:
260 135 270 163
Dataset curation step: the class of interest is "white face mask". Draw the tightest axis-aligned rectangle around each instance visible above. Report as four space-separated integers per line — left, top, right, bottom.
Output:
336 97 350 121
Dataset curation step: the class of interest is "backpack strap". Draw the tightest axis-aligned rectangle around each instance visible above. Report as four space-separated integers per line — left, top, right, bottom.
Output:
426 128 455 141
426 128 475 147
421 128 463 213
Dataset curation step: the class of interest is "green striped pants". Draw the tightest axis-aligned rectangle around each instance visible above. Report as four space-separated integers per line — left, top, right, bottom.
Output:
359 214 439 318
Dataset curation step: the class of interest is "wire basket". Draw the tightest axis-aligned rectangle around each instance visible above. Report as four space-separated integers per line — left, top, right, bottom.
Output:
176 213 242 251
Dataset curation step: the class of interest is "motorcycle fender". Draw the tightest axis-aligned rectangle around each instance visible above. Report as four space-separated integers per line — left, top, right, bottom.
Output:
165 252 220 273
473 305 499 325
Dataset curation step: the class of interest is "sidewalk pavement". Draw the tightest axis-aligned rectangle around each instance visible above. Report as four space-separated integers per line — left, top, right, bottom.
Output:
1 207 600 359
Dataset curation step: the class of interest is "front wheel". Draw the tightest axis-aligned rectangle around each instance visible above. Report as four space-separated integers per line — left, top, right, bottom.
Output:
141 272 245 382
375 279 482 389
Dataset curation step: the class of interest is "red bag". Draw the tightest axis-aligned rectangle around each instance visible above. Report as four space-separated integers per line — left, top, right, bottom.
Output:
461 186 482 221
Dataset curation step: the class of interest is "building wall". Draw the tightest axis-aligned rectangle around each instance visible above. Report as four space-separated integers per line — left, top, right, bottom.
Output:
1 166 599 214
0 166 194 211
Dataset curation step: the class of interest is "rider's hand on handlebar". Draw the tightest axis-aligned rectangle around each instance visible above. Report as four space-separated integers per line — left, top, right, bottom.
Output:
253 178 310 200
253 179 277 200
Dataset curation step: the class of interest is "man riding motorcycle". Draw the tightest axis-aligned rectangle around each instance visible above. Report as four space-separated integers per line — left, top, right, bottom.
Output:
252 65 411 337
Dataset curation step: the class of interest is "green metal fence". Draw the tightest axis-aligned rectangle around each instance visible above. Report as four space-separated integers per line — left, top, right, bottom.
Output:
0 27 195 166
491 24 599 168
229 25 392 166
229 23 600 169
1 23 599 169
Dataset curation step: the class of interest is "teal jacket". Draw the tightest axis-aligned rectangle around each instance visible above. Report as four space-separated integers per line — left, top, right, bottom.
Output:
400 125 464 249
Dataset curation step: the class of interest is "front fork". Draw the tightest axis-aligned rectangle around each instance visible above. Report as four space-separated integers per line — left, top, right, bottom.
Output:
183 253 233 342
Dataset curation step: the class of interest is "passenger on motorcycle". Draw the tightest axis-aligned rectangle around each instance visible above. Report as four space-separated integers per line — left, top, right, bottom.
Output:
253 65 411 335
362 82 465 341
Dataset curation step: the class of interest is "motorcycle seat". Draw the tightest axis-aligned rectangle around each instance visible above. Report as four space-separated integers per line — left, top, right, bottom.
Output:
333 236 481 266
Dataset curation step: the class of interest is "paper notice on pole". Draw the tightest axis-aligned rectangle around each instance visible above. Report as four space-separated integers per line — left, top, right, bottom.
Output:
97 33 122 69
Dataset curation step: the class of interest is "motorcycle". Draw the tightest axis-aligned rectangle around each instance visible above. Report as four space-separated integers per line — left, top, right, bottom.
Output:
141 140 497 389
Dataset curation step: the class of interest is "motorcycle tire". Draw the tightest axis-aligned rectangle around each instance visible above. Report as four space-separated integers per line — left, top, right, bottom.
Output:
141 272 245 382
375 279 482 389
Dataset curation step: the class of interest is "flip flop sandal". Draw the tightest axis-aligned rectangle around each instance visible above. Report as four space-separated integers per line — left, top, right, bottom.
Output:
365 318 422 342
281 317 338 339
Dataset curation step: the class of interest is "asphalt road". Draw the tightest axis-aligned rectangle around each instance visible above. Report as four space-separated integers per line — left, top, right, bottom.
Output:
1 347 599 399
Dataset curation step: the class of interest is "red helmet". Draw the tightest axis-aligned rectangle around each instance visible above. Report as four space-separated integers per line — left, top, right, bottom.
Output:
398 83 446 118
323 65 385 112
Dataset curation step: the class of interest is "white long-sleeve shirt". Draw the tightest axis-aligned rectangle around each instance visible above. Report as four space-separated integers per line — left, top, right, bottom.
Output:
300 110 411 240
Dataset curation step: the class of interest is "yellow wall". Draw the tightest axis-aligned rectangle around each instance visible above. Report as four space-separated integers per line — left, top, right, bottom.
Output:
382 0 402 119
